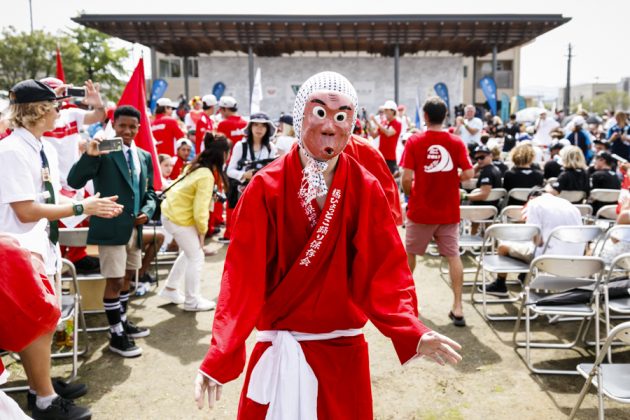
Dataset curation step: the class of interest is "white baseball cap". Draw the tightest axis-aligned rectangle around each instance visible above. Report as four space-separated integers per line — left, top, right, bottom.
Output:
202 94 217 107
382 100 398 111
157 97 178 108
218 96 237 108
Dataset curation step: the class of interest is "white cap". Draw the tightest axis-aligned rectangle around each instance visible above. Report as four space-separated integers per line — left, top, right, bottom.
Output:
573 116 585 126
157 97 178 108
202 94 217 107
218 96 237 108
382 100 398 111
175 138 194 150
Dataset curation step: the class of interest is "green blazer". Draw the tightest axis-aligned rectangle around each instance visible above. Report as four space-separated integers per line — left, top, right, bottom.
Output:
67 147 157 246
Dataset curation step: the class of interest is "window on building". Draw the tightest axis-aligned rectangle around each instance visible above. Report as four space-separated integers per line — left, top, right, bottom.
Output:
187 58 199 78
475 60 513 89
158 58 182 78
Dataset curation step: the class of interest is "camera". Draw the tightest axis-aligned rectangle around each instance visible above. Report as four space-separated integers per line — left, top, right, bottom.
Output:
66 87 86 98
213 185 227 203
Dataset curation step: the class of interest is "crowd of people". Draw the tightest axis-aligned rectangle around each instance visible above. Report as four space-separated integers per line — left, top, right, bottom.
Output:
1 68 630 420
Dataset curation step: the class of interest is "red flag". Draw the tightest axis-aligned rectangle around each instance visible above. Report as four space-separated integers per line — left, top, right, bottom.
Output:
118 58 163 190
55 44 65 83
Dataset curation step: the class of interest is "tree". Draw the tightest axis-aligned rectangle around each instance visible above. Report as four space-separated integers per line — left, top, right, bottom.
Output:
592 90 630 114
0 27 58 88
69 26 128 99
0 26 128 100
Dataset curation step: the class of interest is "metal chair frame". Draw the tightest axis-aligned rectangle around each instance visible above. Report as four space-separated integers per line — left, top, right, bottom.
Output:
558 190 587 204
470 224 541 321
512 255 606 375
569 321 630 420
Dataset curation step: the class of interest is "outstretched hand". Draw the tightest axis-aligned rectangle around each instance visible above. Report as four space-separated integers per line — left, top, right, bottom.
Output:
194 372 222 410
417 331 462 366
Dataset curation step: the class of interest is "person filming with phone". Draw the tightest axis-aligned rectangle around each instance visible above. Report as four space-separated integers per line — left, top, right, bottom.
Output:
68 105 157 358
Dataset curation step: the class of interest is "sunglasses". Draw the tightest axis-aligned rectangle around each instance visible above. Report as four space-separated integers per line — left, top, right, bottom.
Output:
52 102 62 112
474 155 488 161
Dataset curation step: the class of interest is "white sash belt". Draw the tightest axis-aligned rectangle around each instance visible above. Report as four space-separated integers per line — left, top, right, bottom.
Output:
246 329 362 420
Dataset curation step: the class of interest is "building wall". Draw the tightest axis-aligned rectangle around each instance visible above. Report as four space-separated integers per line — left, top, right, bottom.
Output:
557 83 617 108
461 46 521 108
192 55 463 118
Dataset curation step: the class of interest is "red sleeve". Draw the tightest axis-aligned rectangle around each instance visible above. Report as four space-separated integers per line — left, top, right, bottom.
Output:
195 117 206 153
456 137 473 171
393 119 402 138
350 178 431 364
171 118 185 140
199 176 269 383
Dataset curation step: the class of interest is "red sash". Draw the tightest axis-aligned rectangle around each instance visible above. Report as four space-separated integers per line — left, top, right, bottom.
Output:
262 154 348 325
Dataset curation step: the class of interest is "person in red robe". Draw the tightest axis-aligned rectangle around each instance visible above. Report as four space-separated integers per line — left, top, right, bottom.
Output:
194 72 461 419
345 134 403 225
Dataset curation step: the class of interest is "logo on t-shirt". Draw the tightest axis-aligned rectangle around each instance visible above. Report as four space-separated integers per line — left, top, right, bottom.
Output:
424 145 453 173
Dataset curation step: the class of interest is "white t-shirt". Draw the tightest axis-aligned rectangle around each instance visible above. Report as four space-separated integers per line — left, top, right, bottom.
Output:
533 117 560 147
0 128 62 274
227 140 278 181
458 117 483 145
523 193 584 257
42 108 86 191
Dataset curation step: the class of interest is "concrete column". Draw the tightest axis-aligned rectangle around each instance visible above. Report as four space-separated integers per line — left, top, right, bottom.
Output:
394 43 400 103
472 55 477 105
183 56 190 100
248 45 254 113
492 45 498 83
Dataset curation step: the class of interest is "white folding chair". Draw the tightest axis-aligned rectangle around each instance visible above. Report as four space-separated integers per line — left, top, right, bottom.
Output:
541 225 604 255
468 187 507 206
558 190 587 204
545 177 558 187
504 188 533 207
59 228 109 333
575 204 594 224
470 223 541 321
1 259 89 393
499 205 524 223
512 255 606 375
589 189 621 206
596 205 619 229
569 321 630 420
439 205 497 284
460 178 478 191
600 253 630 362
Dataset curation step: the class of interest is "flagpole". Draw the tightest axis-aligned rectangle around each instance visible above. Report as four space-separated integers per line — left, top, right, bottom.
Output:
28 0 34 33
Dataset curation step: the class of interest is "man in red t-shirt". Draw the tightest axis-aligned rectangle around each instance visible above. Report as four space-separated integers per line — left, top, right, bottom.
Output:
152 97 185 156
371 100 402 174
216 96 247 243
216 96 247 148
194 94 217 153
401 96 474 327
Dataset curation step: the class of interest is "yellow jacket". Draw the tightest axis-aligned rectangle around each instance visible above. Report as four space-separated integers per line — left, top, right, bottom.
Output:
161 167 214 235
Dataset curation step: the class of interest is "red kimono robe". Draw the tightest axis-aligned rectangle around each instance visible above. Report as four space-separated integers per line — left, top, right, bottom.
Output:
200 147 430 419
345 134 403 225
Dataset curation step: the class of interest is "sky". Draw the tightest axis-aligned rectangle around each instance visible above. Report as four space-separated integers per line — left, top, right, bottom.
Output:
3 0 630 99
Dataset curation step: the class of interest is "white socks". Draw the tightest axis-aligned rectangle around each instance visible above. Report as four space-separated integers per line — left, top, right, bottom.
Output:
35 393 58 410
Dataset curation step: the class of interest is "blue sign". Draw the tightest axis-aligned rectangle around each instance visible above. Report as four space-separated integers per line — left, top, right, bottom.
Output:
501 92 510 124
479 76 498 116
516 95 527 112
212 82 226 99
149 79 168 113
433 83 450 116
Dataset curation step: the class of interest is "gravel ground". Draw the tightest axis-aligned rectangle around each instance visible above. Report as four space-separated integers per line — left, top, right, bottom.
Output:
3 237 630 419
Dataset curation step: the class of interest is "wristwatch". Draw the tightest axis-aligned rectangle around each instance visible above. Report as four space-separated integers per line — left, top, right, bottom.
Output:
72 202 84 216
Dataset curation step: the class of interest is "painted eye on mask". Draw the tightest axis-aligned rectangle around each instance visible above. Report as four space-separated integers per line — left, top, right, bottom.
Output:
312 106 326 119
334 112 347 123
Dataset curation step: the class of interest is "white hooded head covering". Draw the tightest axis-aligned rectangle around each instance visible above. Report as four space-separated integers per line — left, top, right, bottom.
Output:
292 72 358 207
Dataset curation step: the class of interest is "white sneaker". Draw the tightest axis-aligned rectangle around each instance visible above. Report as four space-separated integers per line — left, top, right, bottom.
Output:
158 288 185 305
183 298 216 312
